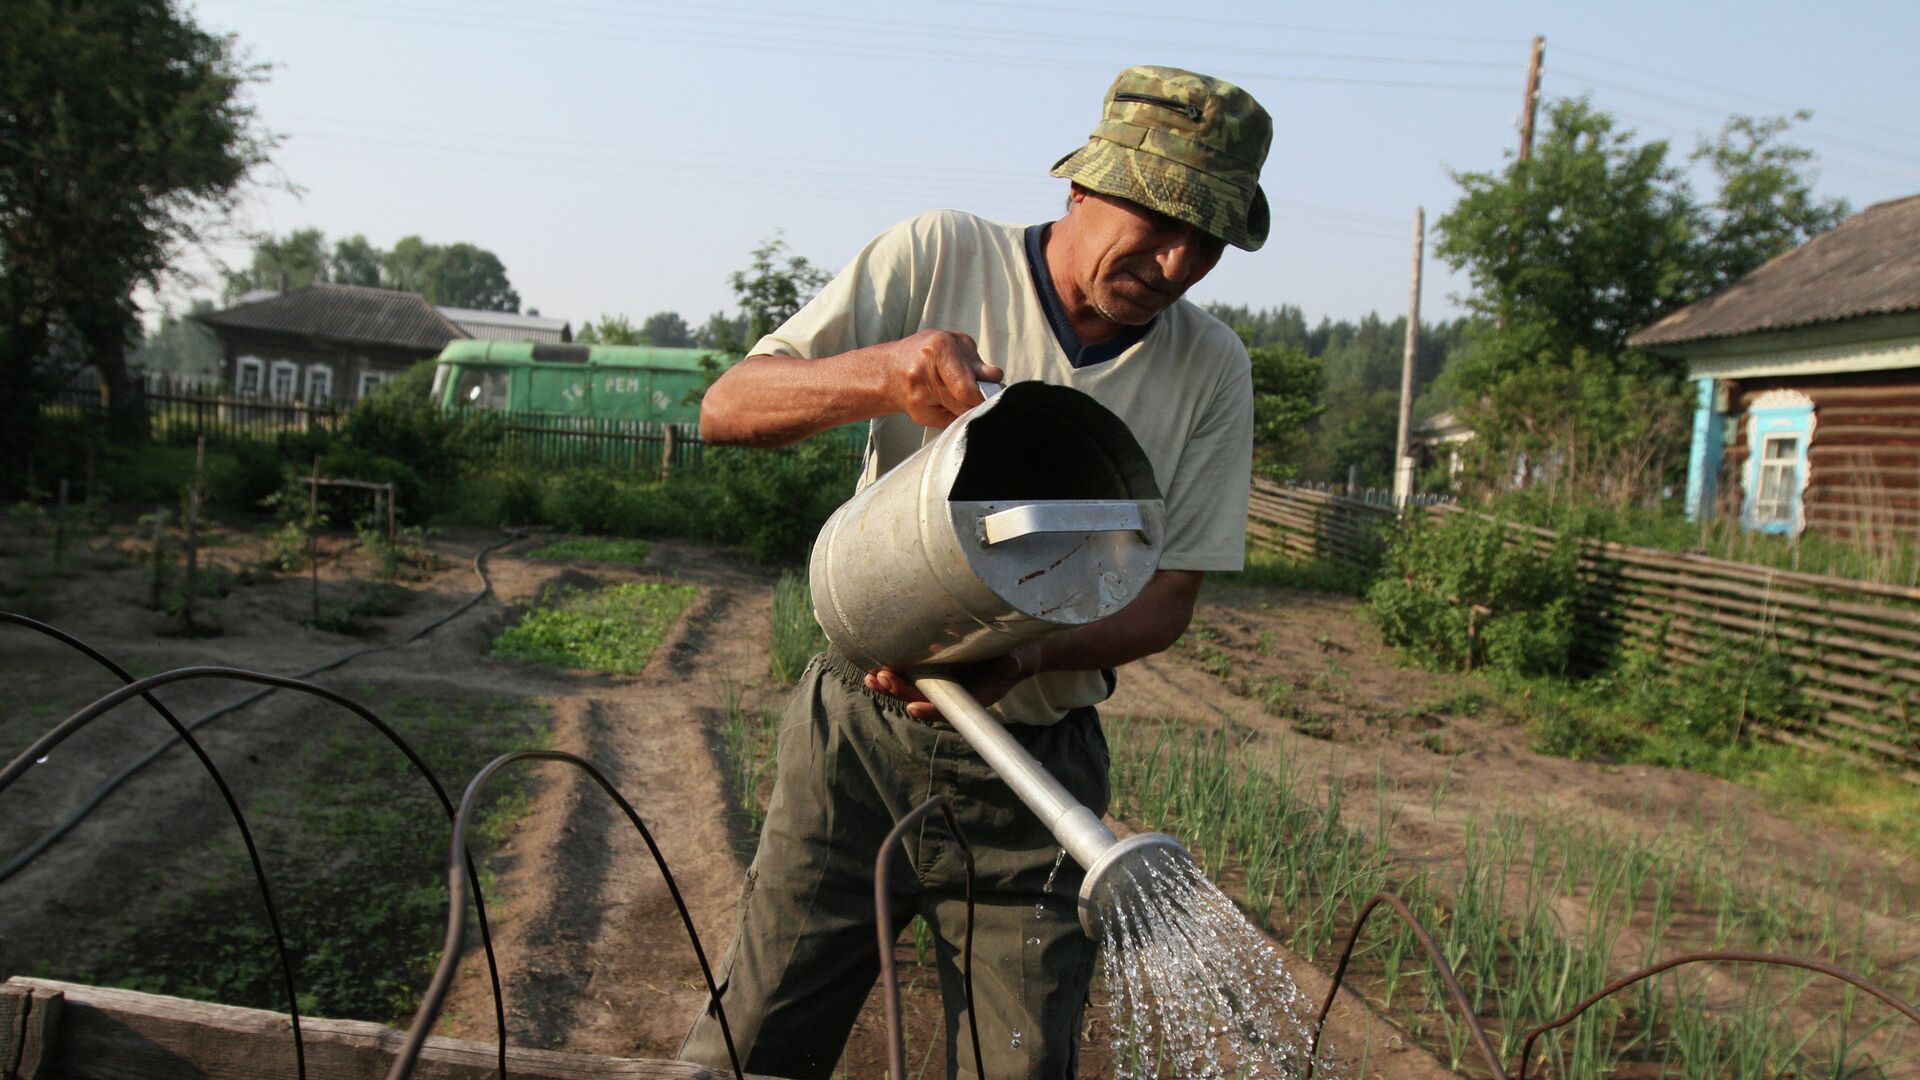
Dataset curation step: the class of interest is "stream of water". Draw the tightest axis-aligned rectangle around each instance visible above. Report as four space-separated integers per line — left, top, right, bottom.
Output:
1098 855 1335 1079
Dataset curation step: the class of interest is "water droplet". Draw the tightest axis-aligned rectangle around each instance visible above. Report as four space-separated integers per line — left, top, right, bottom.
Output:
1009 1029 1023 1049
1042 848 1067 893
1033 902 1045 920
35 754 49 764
1026 935 1041 946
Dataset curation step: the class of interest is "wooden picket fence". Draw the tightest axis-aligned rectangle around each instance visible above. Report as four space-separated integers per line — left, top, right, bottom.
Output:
1247 478 1920 777
495 411 704 471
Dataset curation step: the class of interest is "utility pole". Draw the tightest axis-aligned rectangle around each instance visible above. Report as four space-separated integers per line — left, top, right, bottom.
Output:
1393 208 1426 506
1518 35 1545 161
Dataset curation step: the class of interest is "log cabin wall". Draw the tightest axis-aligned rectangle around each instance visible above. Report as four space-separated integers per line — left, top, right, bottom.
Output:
1722 367 1920 542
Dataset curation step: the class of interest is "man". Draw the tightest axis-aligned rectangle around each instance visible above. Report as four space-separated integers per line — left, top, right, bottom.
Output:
681 65 1272 1079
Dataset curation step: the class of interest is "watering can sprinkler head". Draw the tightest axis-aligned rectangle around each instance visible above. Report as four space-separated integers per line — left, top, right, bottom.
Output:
1076 831 1195 940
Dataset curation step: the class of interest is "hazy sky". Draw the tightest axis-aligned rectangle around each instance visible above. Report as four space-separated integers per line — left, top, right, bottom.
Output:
158 0 1920 334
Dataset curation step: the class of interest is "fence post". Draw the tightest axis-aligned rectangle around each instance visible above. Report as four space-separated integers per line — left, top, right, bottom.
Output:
149 507 168 609
386 482 397 542
663 423 676 477
183 487 200 634
54 479 69 566
308 457 321 626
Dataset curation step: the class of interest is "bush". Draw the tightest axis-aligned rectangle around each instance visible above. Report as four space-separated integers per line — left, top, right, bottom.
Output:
706 439 858 563
1365 511 1579 676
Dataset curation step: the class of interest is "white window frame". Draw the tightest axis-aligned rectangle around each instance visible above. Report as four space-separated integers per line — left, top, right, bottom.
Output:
1752 433 1801 525
305 363 333 406
236 356 264 398
358 369 389 400
269 360 299 403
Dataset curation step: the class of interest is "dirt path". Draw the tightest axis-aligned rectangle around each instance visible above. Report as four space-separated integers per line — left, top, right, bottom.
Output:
8 516 1915 1076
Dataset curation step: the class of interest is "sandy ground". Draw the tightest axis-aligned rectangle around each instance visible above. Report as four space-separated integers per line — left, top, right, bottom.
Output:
3 517 1917 1077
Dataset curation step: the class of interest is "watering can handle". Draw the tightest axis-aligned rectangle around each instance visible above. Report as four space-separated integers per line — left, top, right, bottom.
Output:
979 502 1147 546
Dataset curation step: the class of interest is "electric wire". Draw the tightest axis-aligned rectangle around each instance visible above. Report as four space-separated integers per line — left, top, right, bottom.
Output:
873 795 983 1080
225 0 1517 93
0 614 310 1079
392 749 743 1080
0 529 524 886
0 664 511 1079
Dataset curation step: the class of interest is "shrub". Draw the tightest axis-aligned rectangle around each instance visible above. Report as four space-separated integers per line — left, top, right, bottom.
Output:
706 439 858 563
1366 511 1579 676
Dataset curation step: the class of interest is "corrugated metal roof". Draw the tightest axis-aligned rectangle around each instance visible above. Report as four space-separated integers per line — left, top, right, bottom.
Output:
197 284 469 351
438 306 572 343
1631 193 1920 350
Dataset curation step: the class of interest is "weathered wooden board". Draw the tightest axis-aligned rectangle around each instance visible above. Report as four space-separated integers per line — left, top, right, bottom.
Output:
0 978 777 1080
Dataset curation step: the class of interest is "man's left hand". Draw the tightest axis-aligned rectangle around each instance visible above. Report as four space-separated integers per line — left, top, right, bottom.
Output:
864 645 1039 722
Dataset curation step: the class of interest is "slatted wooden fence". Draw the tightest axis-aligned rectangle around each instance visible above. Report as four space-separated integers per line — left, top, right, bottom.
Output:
496 412 703 471
1246 478 1920 777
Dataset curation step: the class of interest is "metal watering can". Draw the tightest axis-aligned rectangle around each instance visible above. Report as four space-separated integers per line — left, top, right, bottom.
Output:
808 381 1195 939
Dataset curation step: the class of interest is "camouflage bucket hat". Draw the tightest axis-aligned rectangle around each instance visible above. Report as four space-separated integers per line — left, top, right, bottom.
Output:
1050 65 1273 251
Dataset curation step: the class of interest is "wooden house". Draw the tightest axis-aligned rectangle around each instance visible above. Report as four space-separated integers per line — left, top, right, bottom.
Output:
195 284 470 407
1630 194 1920 541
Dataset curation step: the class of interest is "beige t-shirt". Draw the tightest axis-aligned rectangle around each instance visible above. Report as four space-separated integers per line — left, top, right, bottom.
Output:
753 209 1254 722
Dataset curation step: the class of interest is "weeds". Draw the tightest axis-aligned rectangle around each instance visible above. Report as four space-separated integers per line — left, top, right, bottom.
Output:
525 535 654 565
494 581 698 674
769 570 825 683
1103 716 1918 1075
85 696 550 1022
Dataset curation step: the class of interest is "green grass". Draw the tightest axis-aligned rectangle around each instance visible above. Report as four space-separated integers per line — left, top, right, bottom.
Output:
525 535 654 564
769 570 825 683
493 581 698 674
1103 716 1917 1076
85 696 550 1022
1222 547 1375 595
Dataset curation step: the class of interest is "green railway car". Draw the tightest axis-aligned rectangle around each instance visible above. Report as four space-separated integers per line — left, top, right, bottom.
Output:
430 340 732 423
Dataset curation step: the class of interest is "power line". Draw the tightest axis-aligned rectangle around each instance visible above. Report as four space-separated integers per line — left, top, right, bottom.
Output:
1556 44 1920 146
946 0 1512 48
1556 67 1920 170
226 0 1515 93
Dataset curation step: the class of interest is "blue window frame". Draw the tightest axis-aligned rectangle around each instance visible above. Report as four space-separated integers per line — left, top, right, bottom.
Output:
1741 395 1813 535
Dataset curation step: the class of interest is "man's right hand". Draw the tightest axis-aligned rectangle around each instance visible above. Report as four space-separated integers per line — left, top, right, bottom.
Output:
888 329 1005 429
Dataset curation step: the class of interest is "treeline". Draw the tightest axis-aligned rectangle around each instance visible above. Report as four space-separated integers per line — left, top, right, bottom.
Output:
1206 302 1471 487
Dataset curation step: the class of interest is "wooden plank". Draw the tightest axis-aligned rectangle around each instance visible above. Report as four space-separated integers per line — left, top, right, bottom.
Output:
2 984 64 1080
2 977 774 1080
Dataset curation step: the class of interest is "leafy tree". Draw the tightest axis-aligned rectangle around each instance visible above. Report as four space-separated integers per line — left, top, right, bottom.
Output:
1693 113 1848 294
696 311 748 352
1432 99 1843 503
329 233 384 287
730 235 831 346
225 228 328 302
1246 343 1321 476
1436 98 1700 380
131 301 221 375
1 0 271 459
641 310 695 347
576 314 643 345
384 236 520 311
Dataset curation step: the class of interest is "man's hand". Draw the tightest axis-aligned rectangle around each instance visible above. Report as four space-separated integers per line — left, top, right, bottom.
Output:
864 644 1038 723
887 329 1004 430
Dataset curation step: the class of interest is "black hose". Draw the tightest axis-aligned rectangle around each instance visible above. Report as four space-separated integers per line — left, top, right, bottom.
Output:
874 796 983 1080
0 666 510 1080
0 530 521 885
0 614 309 1079
389 749 743 1080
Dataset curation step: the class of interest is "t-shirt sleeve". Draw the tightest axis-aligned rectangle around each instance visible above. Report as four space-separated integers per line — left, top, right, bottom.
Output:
1158 344 1253 572
747 215 929 359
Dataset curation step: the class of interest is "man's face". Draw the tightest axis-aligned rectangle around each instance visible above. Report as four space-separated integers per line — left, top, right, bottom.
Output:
1066 188 1228 327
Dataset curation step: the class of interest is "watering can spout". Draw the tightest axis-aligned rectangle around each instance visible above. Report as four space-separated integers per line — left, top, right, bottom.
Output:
915 676 1196 940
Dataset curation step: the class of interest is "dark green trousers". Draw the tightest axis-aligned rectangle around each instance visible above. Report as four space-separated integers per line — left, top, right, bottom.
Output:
680 651 1110 1079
